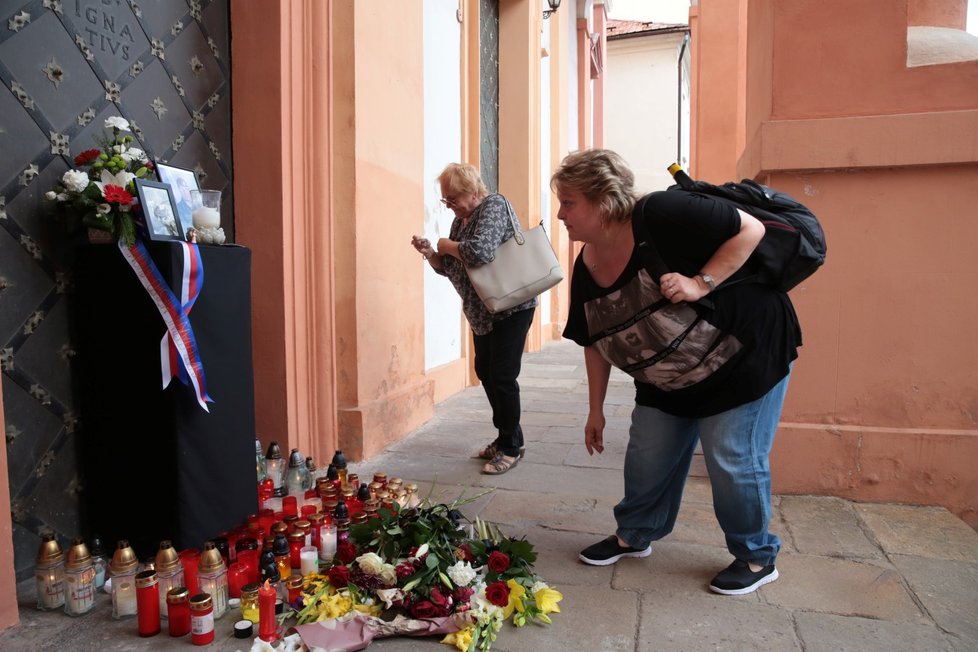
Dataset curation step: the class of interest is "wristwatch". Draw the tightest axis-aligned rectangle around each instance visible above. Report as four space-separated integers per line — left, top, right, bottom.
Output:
698 273 716 292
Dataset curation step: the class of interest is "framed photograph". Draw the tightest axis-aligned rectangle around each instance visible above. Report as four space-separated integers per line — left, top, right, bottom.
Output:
135 179 187 241
155 162 200 231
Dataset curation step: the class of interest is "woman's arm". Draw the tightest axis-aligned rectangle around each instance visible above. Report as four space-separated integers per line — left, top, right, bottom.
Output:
437 195 509 265
660 208 765 303
583 346 612 455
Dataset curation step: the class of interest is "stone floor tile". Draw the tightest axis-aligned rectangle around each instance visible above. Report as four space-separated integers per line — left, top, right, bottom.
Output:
779 495 883 559
500 526 618 589
637 592 800 652
613 541 747 600
470 461 625 498
794 612 957 652
476 488 619 535
889 554 978 644
760 553 925 621
855 503 978 563
563 441 627 470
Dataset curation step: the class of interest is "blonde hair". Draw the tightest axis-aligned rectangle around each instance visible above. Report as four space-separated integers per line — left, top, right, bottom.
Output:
437 163 488 199
550 149 637 224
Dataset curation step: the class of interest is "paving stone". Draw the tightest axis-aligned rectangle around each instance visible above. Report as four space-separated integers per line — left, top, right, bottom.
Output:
637 593 799 652
794 612 957 652
476 488 619 535
471 460 625 499
889 554 978 644
501 525 617 589
613 541 746 599
760 553 925 621
779 495 883 559
855 503 978 563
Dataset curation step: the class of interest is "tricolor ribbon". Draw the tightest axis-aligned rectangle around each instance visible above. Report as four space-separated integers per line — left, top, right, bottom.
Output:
118 239 213 411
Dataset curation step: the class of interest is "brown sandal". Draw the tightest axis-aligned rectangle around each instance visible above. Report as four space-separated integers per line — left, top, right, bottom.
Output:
481 452 519 475
475 443 526 460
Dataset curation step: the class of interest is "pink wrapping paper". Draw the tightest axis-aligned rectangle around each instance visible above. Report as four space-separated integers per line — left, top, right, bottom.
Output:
293 612 467 652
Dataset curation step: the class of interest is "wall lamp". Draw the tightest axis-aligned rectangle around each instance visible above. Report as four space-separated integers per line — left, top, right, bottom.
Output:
543 0 561 20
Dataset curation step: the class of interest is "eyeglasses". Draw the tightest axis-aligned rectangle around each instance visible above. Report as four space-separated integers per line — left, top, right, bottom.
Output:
440 195 459 208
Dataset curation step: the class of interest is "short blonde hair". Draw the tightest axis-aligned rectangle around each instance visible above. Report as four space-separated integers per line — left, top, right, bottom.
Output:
437 163 488 199
550 149 637 224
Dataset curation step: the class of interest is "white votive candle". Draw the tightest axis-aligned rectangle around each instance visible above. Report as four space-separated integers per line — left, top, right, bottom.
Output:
319 524 337 562
300 547 318 576
192 206 220 229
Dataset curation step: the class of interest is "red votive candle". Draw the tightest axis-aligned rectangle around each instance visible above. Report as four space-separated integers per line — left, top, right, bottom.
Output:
179 549 200 597
237 549 260 585
166 587 191 637
258 580 278 642
227 562 248 599
135 570 161 637
282 495 298 518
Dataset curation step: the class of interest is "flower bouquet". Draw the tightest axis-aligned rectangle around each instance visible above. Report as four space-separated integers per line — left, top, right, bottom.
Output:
288 491 562 651
45 116 155 245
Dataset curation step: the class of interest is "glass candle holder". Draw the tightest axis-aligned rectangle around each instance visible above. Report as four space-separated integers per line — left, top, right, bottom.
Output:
64 538 96 616
240 583 260 623
318 523 337 563
189 593 215 645
166 587 191 637
155 541 185 619
35 533 65 611
190 189 221 230
299 546 319 576
227 562 248 599
196 543 228 620
178 548 200 597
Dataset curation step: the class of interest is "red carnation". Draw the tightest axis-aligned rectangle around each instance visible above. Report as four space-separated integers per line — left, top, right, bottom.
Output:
487 551 510 573
336 541 358 564
409 599 436 619
74 149 101 166
451 586 474 604
328 564 350 588
429 587 452 610
484 581 510 608
395 562 415 580
102 184 133 205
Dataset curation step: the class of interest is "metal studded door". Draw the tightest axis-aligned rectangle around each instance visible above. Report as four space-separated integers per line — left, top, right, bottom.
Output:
0 0 232 580
479 0 498 194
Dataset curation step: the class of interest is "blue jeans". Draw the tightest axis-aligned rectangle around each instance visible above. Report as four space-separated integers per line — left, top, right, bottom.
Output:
614 372 791 565
472 308 535 457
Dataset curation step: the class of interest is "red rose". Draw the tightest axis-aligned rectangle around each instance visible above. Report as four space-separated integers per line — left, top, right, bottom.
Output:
74 149 101 166
395 562 415 579
336 541 358 564
102 185 133 205
487 551 510 573
410 599 436 619
484 581 510 608
328 564 350 588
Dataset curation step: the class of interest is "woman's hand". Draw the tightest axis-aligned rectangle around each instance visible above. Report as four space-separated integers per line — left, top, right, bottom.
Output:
659 273 711 304
584 410 606 455
411 235 436 259
436 237 461 260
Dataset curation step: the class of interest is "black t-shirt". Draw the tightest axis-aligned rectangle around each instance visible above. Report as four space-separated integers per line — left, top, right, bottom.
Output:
563 191 802 417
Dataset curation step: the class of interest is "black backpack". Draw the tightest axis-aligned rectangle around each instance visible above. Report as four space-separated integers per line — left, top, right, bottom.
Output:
634 170 827 293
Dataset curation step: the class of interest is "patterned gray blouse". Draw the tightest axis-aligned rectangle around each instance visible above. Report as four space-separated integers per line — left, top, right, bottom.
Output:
436 193 537 335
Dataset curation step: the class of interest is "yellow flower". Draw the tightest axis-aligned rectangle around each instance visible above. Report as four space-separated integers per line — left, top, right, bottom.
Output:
502 579 526 619
534 586 563 615
441 626 474 652
315 592 354 621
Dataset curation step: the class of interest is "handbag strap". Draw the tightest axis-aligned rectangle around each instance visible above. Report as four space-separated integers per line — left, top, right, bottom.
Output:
503 197 526 246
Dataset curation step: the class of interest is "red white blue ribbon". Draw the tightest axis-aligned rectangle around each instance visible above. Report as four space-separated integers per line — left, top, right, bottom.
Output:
118 239 213 411
160 241 204 392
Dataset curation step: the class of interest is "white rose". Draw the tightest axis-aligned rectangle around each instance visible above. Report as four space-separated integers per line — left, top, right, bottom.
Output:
447 561 476 587
104 116 131 131
355 552 385 577
62 169 90 193
378 563 397 586
97 204 111 215
45 191 57 200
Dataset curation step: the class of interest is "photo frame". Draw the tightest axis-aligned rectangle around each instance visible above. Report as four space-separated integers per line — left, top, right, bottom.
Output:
135 179 187 241
155 162 200 232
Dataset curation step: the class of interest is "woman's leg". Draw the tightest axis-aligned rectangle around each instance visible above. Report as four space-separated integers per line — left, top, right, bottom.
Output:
480 309 535 457
613 405 700 549
698 372 791 566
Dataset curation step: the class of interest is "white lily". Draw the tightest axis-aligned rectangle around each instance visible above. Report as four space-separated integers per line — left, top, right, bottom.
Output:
95 169 135 195
96 204 111 215
413 543 430 559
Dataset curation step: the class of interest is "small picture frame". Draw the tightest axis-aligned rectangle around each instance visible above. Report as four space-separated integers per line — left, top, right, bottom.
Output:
155 162 200 231
135 179 187 241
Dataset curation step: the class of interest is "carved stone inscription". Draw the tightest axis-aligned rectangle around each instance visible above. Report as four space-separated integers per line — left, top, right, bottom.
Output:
73 0 137 62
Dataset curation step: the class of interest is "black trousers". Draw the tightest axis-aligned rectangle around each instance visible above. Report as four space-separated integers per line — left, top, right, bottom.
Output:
472 308 535 456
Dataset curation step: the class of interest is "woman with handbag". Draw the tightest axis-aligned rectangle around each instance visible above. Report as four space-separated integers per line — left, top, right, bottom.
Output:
410 163 536 475
552 149 802 595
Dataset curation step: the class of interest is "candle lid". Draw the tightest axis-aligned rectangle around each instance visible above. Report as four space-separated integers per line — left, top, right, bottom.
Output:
330 450 347 469
305 457 316 473
307 513 325 525
189 593 212 611
265 441 282 460
155 540 181 573
166 586 190 603
272 535 290 557
288 448 305 468
294 519 311 531
198 542 226 574
286 574 303 590
65 538 92 571
240 583 260 598
234 619 253 638
109 540 138 574
135 570 158 588
36 533 64 566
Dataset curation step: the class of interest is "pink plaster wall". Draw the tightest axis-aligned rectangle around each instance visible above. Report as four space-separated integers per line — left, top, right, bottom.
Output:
0 396 18 630
696 0 978 527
